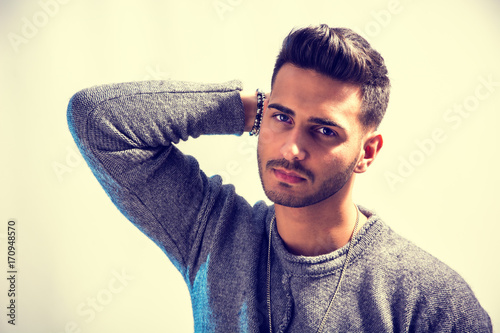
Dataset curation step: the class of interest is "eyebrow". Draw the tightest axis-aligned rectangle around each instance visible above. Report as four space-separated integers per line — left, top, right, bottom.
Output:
268 103 345 130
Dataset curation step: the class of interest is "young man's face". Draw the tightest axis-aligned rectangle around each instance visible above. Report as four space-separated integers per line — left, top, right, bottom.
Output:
257 63 368 208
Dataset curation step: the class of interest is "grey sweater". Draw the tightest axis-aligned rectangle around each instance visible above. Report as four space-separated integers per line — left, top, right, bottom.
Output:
67 79 492 332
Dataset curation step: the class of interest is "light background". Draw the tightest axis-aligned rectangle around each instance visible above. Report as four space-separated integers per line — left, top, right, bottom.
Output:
1 0 499 332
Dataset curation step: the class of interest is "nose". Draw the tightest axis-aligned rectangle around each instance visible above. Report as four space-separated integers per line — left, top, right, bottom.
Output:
280 130 307 161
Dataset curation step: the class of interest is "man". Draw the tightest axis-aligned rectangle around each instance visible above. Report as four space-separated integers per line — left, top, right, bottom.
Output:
68 25 492 332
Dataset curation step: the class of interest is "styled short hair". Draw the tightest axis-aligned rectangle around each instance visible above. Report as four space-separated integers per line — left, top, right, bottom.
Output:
271 24 391 129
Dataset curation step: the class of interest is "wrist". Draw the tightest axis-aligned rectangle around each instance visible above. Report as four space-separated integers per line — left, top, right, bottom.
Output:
241 91 258 132
249 90 265 135
240 89 266 134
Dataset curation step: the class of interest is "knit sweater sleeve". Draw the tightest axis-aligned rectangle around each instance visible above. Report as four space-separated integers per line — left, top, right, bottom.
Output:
67 79 246 273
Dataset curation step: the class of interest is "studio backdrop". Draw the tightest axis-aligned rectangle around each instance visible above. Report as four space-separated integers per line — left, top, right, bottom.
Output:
1 0 499 332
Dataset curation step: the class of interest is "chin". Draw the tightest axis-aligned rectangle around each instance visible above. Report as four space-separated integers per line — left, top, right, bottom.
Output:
264 188 334 208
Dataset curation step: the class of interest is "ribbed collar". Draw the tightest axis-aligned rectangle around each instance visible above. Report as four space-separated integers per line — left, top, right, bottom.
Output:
268 205 384 277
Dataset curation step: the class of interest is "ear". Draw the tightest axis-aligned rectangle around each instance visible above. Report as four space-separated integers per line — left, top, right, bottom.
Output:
354 132 383 174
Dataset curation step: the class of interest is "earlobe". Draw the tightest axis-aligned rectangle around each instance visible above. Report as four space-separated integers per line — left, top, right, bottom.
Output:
354 132 383 174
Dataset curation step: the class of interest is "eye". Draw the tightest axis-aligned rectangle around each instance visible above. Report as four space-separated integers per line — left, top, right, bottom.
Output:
315 127 338 137
272 113 293 124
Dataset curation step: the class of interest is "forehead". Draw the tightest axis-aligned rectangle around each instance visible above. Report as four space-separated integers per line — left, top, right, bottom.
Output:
270 64 363 128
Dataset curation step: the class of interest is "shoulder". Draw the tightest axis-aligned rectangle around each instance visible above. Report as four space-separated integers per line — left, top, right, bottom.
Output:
354 207 492 332
357 207 469 284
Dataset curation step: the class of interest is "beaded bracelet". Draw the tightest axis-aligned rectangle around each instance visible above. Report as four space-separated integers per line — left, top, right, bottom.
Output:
249 89 266 136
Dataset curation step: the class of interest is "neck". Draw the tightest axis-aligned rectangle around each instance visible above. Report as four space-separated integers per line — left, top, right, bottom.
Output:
274 185 366 256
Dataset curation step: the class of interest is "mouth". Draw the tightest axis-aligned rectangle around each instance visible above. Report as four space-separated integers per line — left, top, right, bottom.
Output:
272 168 307 184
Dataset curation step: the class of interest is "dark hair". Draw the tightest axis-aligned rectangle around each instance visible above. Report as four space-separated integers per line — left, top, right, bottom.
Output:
271 24 391 129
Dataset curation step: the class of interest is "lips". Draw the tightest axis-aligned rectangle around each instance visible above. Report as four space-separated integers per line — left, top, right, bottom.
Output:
273 168 306 184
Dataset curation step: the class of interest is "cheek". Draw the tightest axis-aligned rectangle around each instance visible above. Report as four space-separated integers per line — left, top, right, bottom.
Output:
257 132 273 161
316 152 347 172
258 123 279 146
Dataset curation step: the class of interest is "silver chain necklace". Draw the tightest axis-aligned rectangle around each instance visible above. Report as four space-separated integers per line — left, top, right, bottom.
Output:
266 205 360 333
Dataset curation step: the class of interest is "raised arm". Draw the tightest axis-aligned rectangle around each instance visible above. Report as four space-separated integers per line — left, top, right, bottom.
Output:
67 79 258 272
